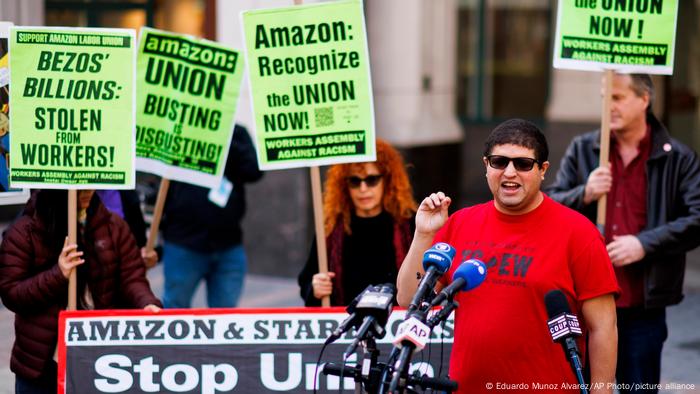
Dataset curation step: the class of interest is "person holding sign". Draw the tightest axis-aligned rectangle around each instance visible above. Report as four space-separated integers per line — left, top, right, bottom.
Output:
0 189 161 393
397 120 619 393
546 74 700 392
298 139 417 306
160 125 263 308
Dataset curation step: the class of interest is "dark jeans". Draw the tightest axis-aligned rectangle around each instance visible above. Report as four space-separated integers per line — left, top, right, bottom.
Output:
15 361 57 394
162 242 247 308
616 307 667 394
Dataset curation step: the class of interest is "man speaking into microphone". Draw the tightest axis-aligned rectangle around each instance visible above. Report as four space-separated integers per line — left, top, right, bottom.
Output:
397 119 620 393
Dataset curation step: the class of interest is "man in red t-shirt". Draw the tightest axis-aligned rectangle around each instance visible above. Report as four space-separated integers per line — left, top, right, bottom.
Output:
397 119 619 394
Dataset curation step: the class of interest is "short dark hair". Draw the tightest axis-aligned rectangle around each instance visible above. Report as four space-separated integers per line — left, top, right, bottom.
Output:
483 118 549 163
627 74 654 114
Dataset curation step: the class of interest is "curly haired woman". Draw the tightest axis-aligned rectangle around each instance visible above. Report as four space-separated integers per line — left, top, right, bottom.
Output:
298 139 417 306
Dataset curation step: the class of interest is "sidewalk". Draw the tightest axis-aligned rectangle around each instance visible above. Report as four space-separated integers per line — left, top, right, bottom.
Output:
145 265 304 309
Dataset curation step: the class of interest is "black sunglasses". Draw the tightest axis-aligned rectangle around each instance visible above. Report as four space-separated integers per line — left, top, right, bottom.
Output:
346 174 383 188
486 155 540 171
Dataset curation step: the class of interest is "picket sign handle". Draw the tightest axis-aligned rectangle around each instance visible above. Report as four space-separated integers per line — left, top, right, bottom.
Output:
144 178 170 268
310 166 331 307
596 69 614 234
57 189 78 362
67 190 78 311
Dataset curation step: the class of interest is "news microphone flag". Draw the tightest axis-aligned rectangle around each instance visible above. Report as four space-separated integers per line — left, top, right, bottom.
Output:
547 313 582 341
392 317 431 352
544 289 588 394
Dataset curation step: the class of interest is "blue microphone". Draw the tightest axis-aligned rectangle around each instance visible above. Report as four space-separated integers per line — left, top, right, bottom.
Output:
430 259 487 306
422 242 456 272
408 242 456 312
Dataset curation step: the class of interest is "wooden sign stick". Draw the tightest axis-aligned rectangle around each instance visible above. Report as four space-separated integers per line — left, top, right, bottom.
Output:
144 178 170 268
67 190 78 310
596 69 614 234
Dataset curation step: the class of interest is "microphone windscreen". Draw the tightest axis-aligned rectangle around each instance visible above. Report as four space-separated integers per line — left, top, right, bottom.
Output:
453 259 487 291
347 285 373 313
422 243 455 272
434 242 456 260
544 289 571 319
378 283 396 295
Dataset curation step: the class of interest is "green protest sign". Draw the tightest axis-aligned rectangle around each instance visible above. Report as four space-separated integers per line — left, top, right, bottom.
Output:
135 28 244 188
242 0 375 170
0 22 29 205
553 0 678 74
9 27 135 188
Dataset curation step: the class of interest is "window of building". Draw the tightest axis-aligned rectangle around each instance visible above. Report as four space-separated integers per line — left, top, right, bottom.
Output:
45 0 208 38
456 0 551 122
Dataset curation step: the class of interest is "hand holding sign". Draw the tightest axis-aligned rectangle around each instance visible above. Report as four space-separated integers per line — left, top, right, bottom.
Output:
58 237 84 278
583 165 612 205
140 247 158 269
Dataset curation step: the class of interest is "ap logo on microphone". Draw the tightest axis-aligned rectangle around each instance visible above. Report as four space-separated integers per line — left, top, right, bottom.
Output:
393 317 431 352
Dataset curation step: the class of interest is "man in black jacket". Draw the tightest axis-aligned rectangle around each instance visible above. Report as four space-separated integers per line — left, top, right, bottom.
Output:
547 74 700 393
161 125 263 308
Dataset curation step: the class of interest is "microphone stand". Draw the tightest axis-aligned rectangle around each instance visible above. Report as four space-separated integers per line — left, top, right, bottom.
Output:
324 340 457 393
324 249 483 393
336 314 386 393
388 307 428 393
377 348 399 394
564 339 587 394
360 337 380 394
323 300 458 393
387 299 458 393
324 335 387 394
427 301 458 329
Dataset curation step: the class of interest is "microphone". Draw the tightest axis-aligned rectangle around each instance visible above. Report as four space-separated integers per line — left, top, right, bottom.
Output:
342 283 395 356
392 314 431 352
324 285 372 345
408 242 456 312
430 259 487 307
544 290 588 394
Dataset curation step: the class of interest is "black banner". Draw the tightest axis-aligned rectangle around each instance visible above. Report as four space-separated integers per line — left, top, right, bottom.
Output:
59 308 454 393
